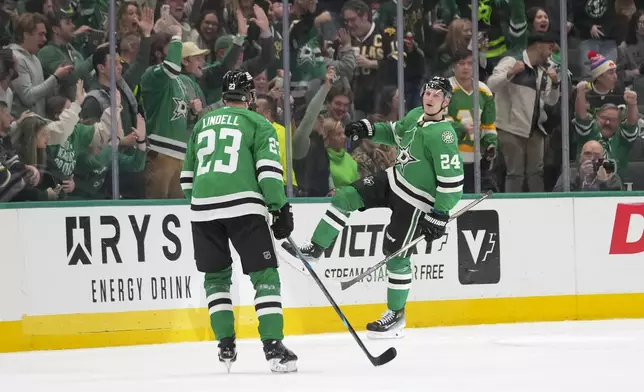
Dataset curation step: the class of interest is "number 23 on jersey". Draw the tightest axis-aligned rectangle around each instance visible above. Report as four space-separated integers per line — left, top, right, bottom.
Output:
196 127 279 176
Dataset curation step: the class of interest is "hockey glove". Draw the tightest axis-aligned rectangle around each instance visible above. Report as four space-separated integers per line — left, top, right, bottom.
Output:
271 202 294 240
344 119 374 142
418 209 449 243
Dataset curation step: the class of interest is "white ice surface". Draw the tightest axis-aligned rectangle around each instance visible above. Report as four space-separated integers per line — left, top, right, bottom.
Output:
2 319 644 392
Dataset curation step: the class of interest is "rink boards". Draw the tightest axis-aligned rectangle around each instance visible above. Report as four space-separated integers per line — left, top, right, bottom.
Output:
1 194 644 352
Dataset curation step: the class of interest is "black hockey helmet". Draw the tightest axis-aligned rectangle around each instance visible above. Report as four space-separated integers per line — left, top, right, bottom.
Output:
222 70 256 103
421 76 452 100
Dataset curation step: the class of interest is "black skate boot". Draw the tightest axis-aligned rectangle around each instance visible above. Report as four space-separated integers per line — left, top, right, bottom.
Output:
218 337 237 372
281 241 323 262
263 340 298 373
366 308 406 339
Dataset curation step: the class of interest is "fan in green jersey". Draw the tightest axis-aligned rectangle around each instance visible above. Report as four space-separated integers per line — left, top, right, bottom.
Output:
282 76 464 339
180 70 297 373
447 50 498 193
574 81 640 180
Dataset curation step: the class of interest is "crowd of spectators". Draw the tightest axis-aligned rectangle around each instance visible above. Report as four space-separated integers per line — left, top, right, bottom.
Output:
1 0 644 203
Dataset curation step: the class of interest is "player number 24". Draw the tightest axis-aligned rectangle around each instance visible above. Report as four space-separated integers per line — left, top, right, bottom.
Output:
196 128 279 175
440 154 461 170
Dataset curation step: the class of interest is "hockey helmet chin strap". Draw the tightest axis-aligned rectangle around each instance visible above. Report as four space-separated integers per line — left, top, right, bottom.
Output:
424 99 449 118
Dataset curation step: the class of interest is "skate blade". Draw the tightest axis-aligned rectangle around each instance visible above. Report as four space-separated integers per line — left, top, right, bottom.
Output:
280 243 320 263
222 359 234 373
269 358 298 373
367 328 405 340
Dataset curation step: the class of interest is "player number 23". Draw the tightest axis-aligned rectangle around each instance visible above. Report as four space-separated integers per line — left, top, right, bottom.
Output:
440 154 461 170
196 128 242 175
196 128 279 176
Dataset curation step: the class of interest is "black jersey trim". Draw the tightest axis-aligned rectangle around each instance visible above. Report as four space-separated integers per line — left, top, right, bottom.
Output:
325 210 346 228
255 301 282 311
256 165 284 176
191 197 265 211
208 297 233 309
392 168 434 208
388 278 413 285
436 179 464 189
149 138 187 154
163 60 181 76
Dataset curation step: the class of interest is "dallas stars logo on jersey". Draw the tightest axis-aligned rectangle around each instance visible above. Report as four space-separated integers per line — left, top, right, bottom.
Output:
172 97 189 121
396 145 419 173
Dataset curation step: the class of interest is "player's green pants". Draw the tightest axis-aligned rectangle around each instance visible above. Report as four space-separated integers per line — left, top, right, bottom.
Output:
311 186 412 312
204 266 283 341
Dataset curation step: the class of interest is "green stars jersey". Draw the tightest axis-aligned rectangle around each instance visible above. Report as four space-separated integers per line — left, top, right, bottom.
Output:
574 115 639 179
440 0 527 59
372 106 464 213
181 106 287 222
141 36 189 160
447 77 498 163
289 19 326 100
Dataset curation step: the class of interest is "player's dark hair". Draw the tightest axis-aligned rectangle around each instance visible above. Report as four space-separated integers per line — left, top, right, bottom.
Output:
341 0 371 22
256 94 278 121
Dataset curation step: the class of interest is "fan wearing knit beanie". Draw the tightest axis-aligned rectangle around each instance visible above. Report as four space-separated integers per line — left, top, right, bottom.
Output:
588 50 617 82
572 50 625 120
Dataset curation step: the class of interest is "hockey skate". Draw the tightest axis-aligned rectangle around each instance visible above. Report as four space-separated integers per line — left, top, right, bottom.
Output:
366 308 406 339
263 340 298 373
281 241 323 263
218 337 237 372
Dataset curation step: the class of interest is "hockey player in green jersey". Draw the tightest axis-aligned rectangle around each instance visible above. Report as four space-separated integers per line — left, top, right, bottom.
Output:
282 76 464 339
181 71 297 373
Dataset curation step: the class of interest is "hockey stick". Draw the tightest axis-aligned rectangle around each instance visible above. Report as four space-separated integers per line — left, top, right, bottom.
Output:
286 236 397 367
276 254 341 289
277 252 311 276
339 190 493 291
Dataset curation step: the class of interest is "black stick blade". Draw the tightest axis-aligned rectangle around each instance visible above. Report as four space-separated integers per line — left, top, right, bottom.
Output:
340 280 354 291
371 347 397 367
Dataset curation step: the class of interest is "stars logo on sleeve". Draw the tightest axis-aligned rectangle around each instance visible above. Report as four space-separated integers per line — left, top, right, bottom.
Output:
171 97 189 121
441 130 455 144
395 145 419 173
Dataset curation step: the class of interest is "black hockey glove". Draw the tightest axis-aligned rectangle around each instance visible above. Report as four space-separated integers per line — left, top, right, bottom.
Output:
271 202 294 240
344 119 374 142
418 209 449 243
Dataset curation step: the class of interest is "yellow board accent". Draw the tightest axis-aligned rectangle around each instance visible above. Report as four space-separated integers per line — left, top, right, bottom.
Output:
3 293 644 353
0 321 23 352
